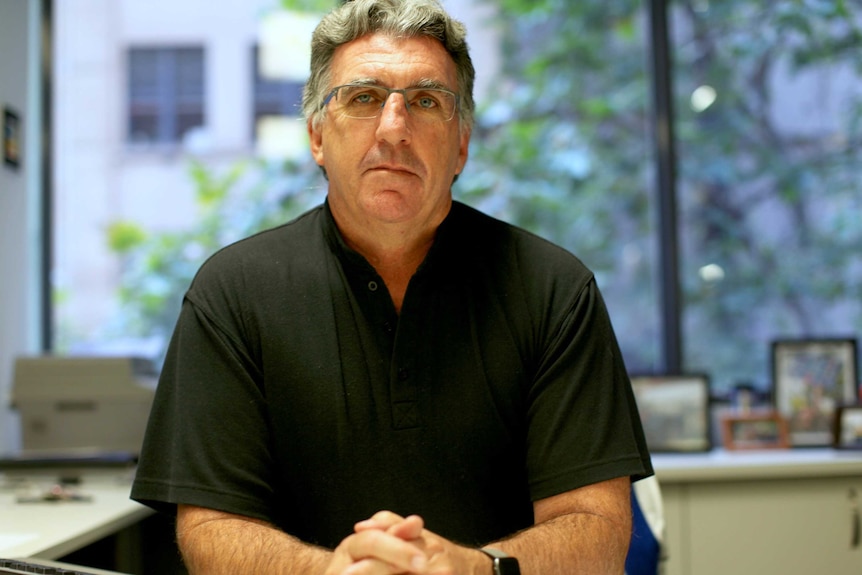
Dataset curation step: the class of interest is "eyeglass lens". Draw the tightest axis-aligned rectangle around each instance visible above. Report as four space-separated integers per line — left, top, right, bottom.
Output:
331 85 457 121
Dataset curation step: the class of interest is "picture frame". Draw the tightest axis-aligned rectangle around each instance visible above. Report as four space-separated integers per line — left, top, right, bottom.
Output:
772 338 859 447
630 374 712 453
3 107 21 169
833 404 862 450
722 412 790 450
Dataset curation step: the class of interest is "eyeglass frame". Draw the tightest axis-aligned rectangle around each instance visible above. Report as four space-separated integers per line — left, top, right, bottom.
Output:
320 83 462 122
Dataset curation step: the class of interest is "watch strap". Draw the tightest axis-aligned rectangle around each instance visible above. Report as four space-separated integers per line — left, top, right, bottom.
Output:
480 547 521 575
480 547 510 560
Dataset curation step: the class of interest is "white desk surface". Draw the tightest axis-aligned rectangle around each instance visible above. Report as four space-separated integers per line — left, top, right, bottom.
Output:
652 447 862 483
2 451 860 559
0 470 153 560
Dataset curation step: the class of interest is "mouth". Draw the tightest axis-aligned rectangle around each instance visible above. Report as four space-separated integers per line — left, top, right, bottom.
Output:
368 164 417 176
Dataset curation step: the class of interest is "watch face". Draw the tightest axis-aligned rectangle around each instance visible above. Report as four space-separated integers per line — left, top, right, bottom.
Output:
495 557 521 575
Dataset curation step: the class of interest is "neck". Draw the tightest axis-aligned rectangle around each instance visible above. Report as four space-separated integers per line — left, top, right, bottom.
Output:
344 227 435 313
331 206 445 313
327 195 451 312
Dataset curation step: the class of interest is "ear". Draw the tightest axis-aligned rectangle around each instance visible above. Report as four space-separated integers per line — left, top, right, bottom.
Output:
308 118 325 168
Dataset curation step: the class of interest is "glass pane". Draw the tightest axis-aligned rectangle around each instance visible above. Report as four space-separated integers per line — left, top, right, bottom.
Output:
175 48 205 99
128 49 159 99
176 112 205 140
252 45 304 118
126 47 204 144
53 1 331 358
53 0 660 375
128 112 158 143
672 2 862 396
455 0 660 372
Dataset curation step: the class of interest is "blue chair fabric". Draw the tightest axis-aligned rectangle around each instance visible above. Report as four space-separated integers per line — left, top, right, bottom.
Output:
625 475 665 575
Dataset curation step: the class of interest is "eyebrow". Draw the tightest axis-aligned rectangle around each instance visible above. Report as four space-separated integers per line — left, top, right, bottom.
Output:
342 77 454 91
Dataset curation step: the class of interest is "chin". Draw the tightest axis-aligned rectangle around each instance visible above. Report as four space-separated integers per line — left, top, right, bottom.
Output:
365 192 419 223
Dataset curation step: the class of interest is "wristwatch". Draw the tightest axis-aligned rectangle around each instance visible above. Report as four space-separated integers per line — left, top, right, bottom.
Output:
480 547 521 575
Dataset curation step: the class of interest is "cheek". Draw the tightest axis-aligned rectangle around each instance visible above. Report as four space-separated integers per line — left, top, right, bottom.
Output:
434 127 468 171
441 141 467 176
317 127 362 171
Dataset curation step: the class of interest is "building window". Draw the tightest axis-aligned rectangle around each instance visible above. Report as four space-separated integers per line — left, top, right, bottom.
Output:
251 45 304 132
127 46 205 145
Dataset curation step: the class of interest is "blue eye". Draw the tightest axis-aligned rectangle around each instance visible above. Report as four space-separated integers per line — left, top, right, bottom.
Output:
354 92 375 104
348 90 381 106
416 96 438 109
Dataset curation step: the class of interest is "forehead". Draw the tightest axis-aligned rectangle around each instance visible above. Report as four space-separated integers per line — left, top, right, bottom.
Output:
329 33 458 89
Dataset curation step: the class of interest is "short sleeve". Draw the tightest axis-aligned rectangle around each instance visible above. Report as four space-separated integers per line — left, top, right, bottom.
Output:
525 279 653 501
131 293 276 522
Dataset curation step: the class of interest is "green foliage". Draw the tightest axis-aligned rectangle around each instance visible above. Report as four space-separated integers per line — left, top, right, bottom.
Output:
105 0 862 391
280 0 336 12
672 0 862 390
456 0 862 390
458 0 658 369
107 157 325 363
106 222 147 254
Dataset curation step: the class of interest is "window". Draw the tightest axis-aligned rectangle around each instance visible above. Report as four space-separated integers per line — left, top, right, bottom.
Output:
52 3 329 359
455 1 660 372
672 1 862 394
252 45 304 126
127 47 205 145
51 2 658 370
49 0 861 406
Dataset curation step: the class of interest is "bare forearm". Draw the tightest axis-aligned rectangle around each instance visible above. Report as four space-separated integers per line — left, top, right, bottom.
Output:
476 478 633 575
177 507 330 575
489 510 631 575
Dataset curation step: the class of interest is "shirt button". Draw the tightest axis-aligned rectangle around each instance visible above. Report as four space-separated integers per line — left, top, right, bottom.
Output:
383 322 394 334
397 368 410 381
368 281 378 291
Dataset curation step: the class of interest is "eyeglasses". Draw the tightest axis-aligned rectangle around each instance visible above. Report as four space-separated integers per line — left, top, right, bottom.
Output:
322 84 460 123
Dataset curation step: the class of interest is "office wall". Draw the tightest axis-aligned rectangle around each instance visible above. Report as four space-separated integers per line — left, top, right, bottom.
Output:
0 0 42 453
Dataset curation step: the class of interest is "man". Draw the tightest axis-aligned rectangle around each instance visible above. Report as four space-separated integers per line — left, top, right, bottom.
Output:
131 0 653 573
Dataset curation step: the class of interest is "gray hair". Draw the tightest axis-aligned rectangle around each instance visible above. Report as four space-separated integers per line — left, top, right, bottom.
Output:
302 0 475 131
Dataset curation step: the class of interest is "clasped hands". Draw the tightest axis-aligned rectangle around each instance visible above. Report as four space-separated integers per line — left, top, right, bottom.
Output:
326 510 481 575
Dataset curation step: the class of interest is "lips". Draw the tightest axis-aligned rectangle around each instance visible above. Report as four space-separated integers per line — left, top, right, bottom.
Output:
362 149 424 178
370 164 416 175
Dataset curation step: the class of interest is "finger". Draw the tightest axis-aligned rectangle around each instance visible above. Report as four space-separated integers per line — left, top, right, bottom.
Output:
344 528 429 573
386 515 425 541
342 556 421 575
355 510 406 532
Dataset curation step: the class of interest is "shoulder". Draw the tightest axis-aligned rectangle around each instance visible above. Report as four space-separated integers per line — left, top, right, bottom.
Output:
450 201 594 293
193 205 326 281
182 205 330 313
213 206 323 263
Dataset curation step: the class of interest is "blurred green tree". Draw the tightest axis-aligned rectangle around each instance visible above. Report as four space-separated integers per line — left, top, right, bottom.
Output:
105 0 862 391
106 157 325 364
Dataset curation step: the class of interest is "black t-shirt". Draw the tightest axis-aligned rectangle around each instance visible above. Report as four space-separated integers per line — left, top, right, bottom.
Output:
131 200 652 548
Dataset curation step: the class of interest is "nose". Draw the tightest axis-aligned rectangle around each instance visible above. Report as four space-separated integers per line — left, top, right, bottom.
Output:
375 92 412 146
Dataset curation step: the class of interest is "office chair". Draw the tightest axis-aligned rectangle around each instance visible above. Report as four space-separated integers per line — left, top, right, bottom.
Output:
625 475 666 575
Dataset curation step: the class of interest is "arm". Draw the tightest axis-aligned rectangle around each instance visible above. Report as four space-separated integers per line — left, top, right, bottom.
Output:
177 476 630 575
489 476 632 575
176 504 430 575
356 476 632 575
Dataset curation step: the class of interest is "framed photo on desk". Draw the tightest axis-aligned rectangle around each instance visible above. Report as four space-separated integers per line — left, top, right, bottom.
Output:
630 374 712 452
772 338 859 447
722 412 789 450
833 404 862 450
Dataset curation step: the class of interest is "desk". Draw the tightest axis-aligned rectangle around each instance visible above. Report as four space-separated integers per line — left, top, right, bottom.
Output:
653 449 862 575
0 470 152 561
653 447 862 482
